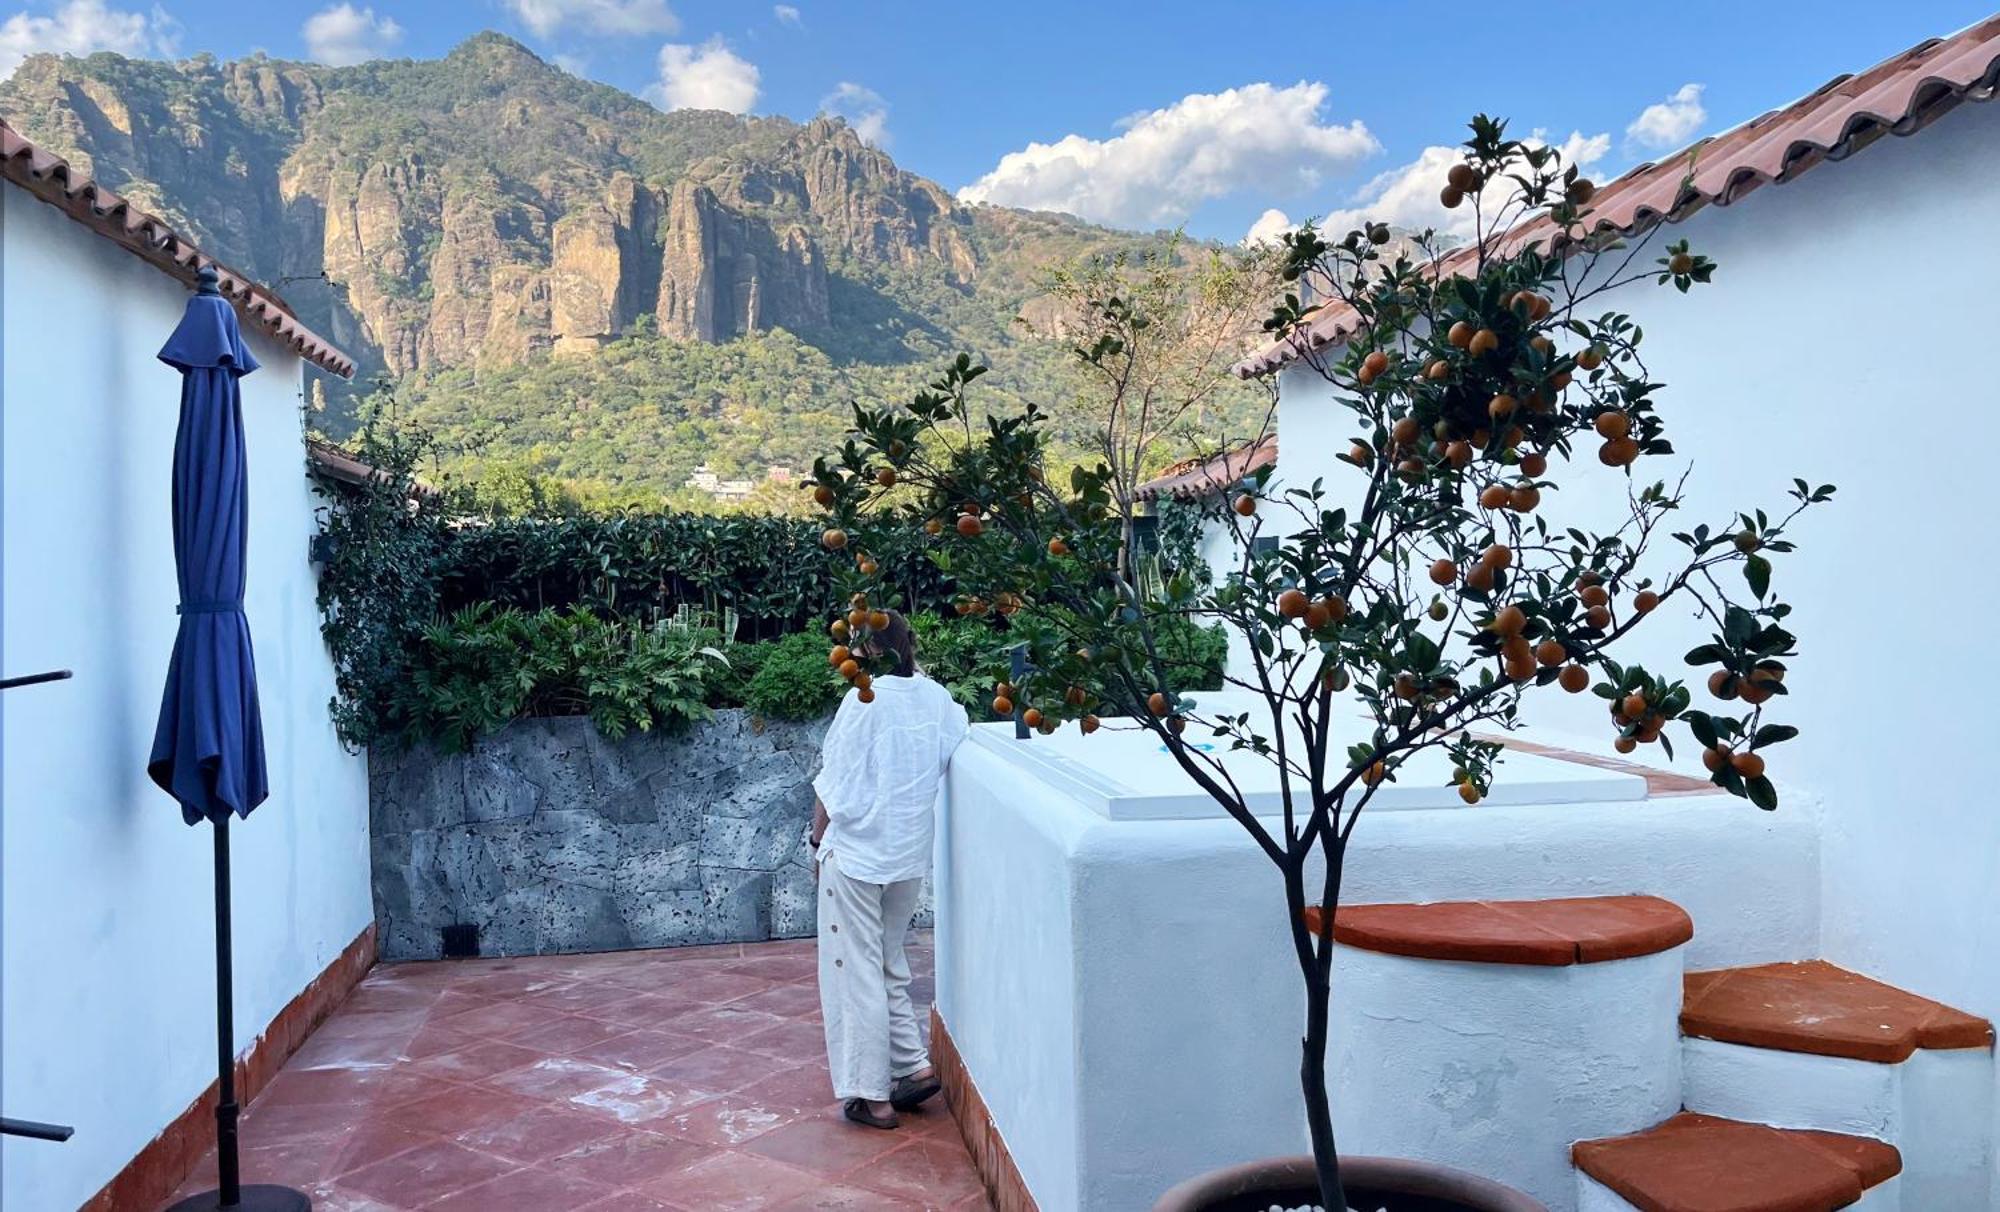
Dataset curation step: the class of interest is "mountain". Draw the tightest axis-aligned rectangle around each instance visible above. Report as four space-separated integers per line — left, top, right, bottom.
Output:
0 35 1258 499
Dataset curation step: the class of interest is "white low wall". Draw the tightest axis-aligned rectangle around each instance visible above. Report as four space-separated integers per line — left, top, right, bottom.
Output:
939 721 1818 1211
1 186 372 1209
1332 945 1685 1212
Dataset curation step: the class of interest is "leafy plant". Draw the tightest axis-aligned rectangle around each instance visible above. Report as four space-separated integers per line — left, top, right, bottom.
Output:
808 116 1831 1210
738 630 848 722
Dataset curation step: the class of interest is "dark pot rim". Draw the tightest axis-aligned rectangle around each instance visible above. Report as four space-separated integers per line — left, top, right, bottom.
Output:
1154 1154 1549 1212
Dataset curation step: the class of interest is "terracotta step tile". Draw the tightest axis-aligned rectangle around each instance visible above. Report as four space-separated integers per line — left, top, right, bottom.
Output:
1682 960 1994 1063
1305 895 1693 966
1573 1112 1900 1212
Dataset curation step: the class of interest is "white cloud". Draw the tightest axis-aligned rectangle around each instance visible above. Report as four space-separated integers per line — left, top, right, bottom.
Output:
820 81 887 147
957 81 1378 230
1316 128 1610 241
649 37 758 113
0 0 179 78
302 4 403 66
1626 83 1706 151
773 4 800 26
1243 208 1293 247
505 0 678 38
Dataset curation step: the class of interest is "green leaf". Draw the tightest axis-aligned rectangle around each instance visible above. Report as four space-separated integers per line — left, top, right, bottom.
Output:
1747 775 1778 811
1744 554 1771 600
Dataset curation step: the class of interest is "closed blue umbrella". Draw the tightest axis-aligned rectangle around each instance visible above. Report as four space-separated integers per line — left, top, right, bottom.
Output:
154 266 306 1212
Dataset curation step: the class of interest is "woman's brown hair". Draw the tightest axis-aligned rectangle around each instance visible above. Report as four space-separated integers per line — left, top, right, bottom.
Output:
871 609 918 678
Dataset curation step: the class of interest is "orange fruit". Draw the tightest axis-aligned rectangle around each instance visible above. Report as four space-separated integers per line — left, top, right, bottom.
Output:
839 658 861 679
868 610 890 630
1732 751 1765 779
813 485 836 507
1580 584 1609 608
1348 442 1372 465
1622 693 1648 718
1576 346 1604 371
924 518 943 536
1708 670 1738 700
1466 563 1496 592
1440 184 1465 209
1363 760 1386 785
1559 664 1590 693
876 467 897 488
1509 485 1541 512
1468 329 1499 356
1446 441 1473 469
1599 437 1640 467
823 528 849 550
1278 588 1309 619
829 645 851 667
1536 640 1566 667
1479 484 1510 510
1429 559 1458 586
1320 595 1349 623
1702 747 1727 772
1520 452 1547 477
1361 350 1390 381
1065 685 1087 707
858 687 876 704
858 559 878 576
1233 495 1257 516
830 619 849 640
1481 543 1513 569
1392 417 1421 446
1447 163 1478 192
1447 321 1473 349
855 673 872 691
1669 252 1694 273
1148 692 1169 717
1080 715 1101 735
955 514 984 538
1634 590 1660 614
1567 179 1596 205
993 696 1014 716
1488 393 1518 420
1426 359 1451 380
1023 708 1043 729
1048 537 1070 557
1614 736 1638 754
1458 781 1481 804
1586 604 1612 629
1304 602 1332 630
1594 411 1631 440
1493 605 1527 636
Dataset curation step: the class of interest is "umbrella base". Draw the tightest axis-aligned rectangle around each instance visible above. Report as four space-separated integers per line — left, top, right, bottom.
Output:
163 1184 311 1211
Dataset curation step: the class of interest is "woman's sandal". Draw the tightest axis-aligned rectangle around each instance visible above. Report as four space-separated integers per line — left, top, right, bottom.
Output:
843 1098 899 1130
889 1071 942 1111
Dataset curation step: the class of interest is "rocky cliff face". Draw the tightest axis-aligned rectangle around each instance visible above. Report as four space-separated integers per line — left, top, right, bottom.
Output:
0 36 1031 383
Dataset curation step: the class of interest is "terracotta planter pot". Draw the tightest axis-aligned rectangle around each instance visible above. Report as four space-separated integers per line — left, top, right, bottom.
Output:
1154 1155 1547 1212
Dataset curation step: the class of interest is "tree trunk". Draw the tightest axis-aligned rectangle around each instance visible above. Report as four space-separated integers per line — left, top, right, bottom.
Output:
1301 957 1347 1211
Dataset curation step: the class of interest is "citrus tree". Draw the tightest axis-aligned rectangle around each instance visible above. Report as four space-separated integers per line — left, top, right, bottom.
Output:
808 116 1832 1209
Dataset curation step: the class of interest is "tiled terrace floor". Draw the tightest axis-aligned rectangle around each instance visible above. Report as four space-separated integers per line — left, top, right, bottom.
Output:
162 935 988 1211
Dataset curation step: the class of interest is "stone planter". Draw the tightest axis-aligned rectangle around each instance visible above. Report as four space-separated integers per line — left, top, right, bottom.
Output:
370 710 920 960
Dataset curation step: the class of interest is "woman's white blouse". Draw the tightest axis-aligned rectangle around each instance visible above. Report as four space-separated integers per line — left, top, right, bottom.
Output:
812 673 970 884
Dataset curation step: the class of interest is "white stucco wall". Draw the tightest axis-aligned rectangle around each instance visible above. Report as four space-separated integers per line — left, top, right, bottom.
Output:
1261 104 2000 1199
1 185 372 1209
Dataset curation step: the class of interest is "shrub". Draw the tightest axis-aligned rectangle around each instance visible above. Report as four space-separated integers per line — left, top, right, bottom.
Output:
738 630 847 721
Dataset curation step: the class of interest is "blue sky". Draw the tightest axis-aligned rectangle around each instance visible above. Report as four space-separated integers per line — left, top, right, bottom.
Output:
2 0 1990 241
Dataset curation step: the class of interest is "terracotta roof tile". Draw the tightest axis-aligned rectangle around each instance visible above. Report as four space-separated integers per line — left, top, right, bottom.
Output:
1135 433 1276 502
1 117 355 378
1237 15 2000 377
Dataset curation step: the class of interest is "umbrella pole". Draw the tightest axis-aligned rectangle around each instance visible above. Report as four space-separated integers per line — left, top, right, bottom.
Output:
165 816 309 1211
213 814 241 1206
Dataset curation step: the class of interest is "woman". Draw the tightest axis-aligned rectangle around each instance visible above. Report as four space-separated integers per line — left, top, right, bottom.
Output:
809 609 970 1129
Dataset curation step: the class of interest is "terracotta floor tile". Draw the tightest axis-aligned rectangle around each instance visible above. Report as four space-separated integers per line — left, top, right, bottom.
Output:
566 1071 728 1127
481 1055 634 1102
161 940 982 1212
385 1082 543 1137
425 1162 617 1211
729 982 824 1020
570 1028 710 1072
542 1129 713 1189
437 999 557 1040
640 1150 821 1212
576 1192 681 1212
772 1183 929 1211
405 1039 545 1084
734 1018 831 1061
450 1102 627 1164
849 1139 988 1207
743 1116 913 1178
505 1012 635 1055
731 1064 836 1114
647 1045 780 1090
651 1093 815 1148
337 1140 520 1208
583 991 698 1029
665 1003 793 1044
667 971 781 1005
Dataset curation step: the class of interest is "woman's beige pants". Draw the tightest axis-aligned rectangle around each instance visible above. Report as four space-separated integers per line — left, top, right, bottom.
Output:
817 850 929 1101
